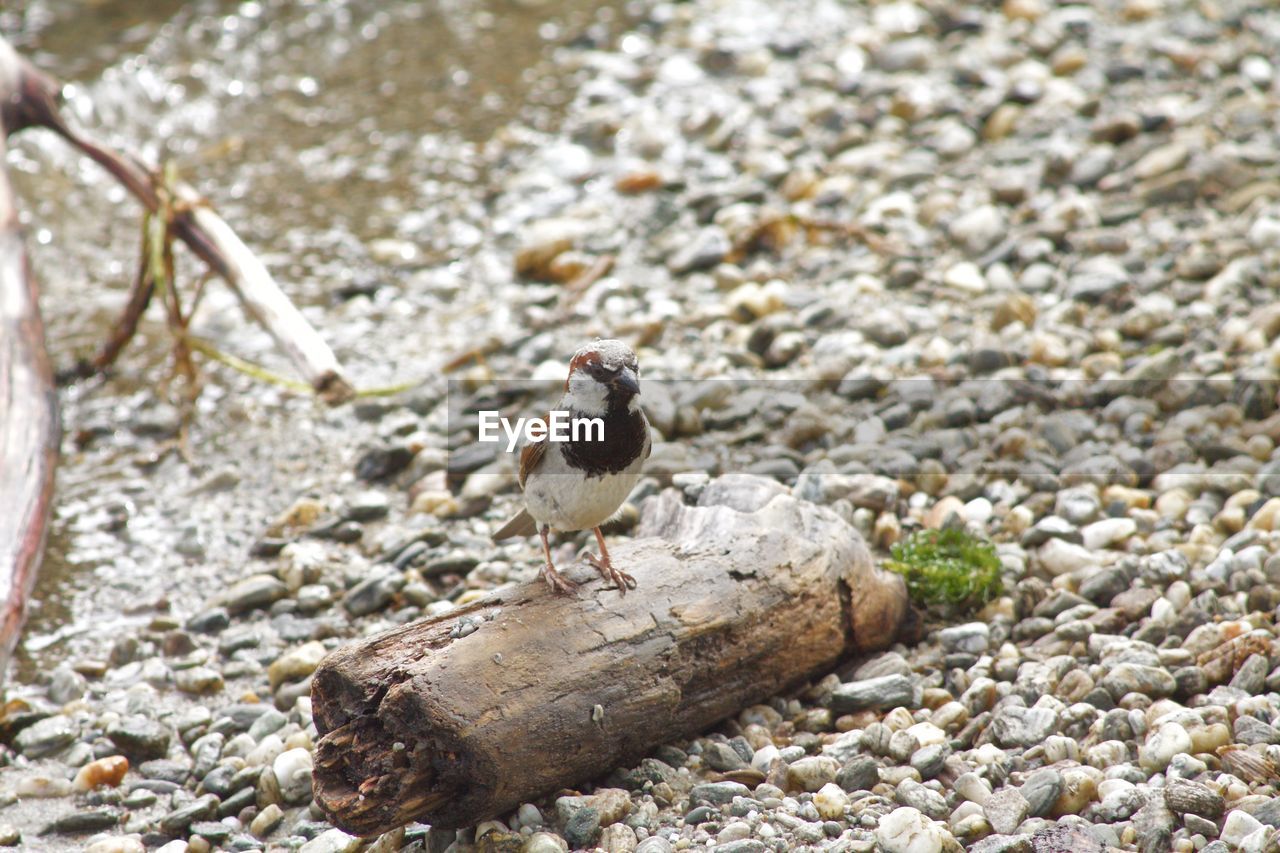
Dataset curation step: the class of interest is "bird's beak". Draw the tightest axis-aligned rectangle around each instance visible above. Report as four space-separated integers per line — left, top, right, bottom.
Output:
612 366 640 395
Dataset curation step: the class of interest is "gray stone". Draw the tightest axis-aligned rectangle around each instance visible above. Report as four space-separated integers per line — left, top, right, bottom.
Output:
937 623 990 655
985 787 1030 835
895 779 948 820
689 781 751 806
563 806 600 849
836 756 879 793
107 716 172 762
14 714 77 758
989 705 1058 748
159 793 220 835
222 575 288 614
342 569 406 617
40 808 120 835
702 741 748 772
139 759 191 784
1164 778 1224 820
829 674 915 712
1233 714 1280 745
1230 654 1270 695
909 743 947 779
1252 797 1280 828
1020 768 1063 817
1020 516 1082 548
710 842 765 853
48 665 88 704
1100 663 1176 700
669 227 729 275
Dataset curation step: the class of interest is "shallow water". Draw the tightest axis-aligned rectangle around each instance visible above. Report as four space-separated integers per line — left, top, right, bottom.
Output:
6 0 628 681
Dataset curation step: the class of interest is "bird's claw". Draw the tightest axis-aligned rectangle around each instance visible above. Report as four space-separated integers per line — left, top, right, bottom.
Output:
585 552 637 594
539 563 579 595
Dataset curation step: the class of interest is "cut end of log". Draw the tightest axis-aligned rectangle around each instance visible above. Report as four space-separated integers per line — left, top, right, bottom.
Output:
312 714 450 835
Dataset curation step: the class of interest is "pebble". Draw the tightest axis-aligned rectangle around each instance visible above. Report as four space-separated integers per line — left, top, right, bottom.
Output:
272 748 314 805
784 756 839 792
298 828 361 853
73 756 130 791
107 717 172 762
221 575 289 614
14 715 77 758
830 674 915 711
876 806 951 853
1221 811 1265 847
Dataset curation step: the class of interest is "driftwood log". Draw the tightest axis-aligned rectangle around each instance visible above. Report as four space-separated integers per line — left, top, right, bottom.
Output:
311 475 911 836
0 79 60 678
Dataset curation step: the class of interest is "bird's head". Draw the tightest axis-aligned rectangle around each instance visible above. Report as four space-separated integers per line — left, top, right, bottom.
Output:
563 339 641 416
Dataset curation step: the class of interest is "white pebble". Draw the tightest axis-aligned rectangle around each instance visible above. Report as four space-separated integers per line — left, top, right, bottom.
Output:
1038 538 1095 575
962 498 993 524
1138 723 1191 772
245 733 285 767
876 806 949 853
1248 216 1280 250
84 837 146 853
943 262 987 293
1221 810 1264 847
299 828 361 853
814 783 849 820
1081 517 1136 550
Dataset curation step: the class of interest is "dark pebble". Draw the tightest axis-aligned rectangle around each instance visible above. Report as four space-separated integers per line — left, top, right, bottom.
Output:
685 805 717 824
212 704 274 734
563 806 600 848
836 757 879 793
40 809 119 835
654 745 688 767
159 794 220 835
107 717 172 762
292 821 332 840
139 759 191 785
191 821 233 843
218 788 258 818
355 445 416 481
342 570 406 617
690 781 751 806
249 538 290 558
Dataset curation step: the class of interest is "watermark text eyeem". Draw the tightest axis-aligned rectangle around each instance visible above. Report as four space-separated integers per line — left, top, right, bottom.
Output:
477 410 604 452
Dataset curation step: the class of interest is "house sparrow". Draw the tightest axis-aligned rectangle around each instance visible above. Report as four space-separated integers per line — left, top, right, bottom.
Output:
493 339 651 595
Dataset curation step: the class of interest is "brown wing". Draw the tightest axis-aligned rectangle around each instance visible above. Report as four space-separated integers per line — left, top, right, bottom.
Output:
517 413 551 488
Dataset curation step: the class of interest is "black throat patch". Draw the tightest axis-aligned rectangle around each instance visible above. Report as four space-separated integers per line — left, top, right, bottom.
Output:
559 402 647 478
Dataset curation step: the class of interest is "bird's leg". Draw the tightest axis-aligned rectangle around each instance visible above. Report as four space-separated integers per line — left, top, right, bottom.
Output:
585 526 637 594
538 524 578 594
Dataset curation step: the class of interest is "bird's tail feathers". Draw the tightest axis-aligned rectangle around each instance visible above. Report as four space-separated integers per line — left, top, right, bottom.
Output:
493 508 537 541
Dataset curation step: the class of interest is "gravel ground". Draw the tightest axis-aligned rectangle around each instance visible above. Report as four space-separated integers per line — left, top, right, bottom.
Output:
6 0 1280 851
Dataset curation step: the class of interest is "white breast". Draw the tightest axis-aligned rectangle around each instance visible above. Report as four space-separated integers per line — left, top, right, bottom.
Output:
523 440 647 532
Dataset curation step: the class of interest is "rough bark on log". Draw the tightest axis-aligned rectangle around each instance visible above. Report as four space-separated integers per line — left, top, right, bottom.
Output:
0 36 354 403
311 475 910 836
0 129 60 678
